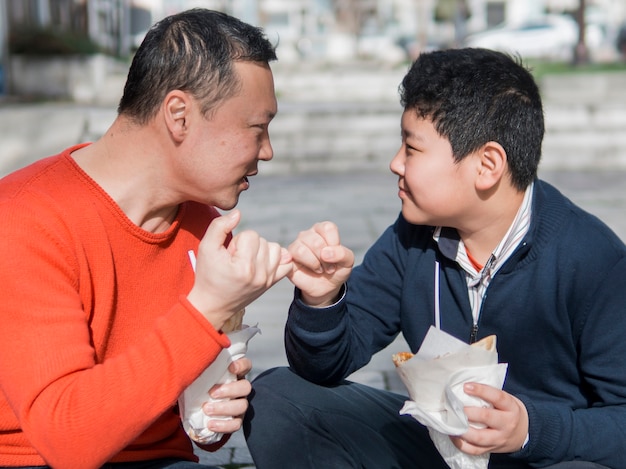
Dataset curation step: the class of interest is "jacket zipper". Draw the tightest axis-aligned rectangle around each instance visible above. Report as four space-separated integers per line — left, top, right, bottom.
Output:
469 279 491 343
469 323 479 343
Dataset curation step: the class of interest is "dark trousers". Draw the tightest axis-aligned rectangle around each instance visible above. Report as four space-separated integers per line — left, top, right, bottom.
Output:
244 367 610 469
3 459 218 469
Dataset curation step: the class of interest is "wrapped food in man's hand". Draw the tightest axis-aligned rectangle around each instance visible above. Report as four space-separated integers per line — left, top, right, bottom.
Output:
179 309 260 444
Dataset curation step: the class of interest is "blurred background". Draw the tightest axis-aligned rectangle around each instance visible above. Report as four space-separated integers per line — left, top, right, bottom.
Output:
1 0 626 99
1 0 626 178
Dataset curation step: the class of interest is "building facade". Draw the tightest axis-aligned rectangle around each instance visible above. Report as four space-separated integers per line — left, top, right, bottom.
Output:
1 0 625 95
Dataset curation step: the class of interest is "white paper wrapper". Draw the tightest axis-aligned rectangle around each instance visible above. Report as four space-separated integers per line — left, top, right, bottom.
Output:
395 327 508 469
179 325 260 444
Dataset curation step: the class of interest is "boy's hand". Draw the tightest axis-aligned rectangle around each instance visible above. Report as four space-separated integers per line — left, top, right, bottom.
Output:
287 221 354 307
450 383 529 455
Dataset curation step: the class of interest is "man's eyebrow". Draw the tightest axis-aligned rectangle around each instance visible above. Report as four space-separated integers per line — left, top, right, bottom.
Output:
259 110 276 122
250 110 275 126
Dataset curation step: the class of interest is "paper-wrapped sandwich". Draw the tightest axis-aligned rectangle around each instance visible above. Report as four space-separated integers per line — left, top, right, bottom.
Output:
392 335 496 367
392 327 507 469
179 309 260 444
221 308 245 333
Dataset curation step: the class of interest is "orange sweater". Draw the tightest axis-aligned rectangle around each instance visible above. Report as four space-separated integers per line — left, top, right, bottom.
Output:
0 146 232 468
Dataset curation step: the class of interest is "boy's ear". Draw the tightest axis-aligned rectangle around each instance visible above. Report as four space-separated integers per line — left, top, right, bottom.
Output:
475 141 507 191
163 90 190 143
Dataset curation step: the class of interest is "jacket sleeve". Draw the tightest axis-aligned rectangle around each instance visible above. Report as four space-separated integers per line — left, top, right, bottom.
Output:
285 215 413 384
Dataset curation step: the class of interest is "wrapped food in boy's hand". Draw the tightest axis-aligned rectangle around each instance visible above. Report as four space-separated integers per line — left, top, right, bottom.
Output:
393 327 508 469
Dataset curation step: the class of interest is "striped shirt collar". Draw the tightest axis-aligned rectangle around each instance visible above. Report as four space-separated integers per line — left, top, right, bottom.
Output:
434 182 534 284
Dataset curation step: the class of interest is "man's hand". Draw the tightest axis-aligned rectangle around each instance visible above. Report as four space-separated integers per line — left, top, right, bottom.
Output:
450 383 529 455
202 357 252 435
287 221 354 307
188 210 293 330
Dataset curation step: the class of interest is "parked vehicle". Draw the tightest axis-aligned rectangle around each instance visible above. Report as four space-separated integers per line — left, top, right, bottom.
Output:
465 14 602 62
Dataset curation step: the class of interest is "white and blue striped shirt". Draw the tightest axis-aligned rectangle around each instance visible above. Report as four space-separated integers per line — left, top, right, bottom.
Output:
433 183 534 340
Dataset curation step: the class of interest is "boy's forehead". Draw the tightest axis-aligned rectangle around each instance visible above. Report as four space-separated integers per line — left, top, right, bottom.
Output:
401 110 432 135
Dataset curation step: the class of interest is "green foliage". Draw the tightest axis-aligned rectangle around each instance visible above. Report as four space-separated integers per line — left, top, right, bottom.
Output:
434 0 470 22
8 27 101 56
524 59 626 80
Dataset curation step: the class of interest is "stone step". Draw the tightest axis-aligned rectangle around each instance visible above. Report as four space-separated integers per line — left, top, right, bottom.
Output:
540 71 626 105
263 99 626 174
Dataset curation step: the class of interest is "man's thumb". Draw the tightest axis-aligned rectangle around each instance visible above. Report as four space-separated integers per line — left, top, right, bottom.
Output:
203 210 241 249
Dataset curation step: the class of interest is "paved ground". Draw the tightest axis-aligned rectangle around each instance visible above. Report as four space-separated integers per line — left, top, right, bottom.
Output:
194 167 626 468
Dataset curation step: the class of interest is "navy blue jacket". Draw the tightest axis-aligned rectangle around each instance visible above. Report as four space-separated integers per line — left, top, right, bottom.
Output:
285 179 626 468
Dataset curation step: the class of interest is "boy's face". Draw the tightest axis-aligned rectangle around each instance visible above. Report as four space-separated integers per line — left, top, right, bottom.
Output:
390 110 477 227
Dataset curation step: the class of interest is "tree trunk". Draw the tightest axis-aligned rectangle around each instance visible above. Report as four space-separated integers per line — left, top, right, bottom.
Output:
573 0 589 65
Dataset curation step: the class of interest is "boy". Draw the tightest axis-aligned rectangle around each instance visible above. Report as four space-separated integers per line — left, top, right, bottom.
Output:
244 48 626 468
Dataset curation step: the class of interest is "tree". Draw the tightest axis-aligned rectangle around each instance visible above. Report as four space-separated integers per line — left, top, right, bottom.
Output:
573 0 589 65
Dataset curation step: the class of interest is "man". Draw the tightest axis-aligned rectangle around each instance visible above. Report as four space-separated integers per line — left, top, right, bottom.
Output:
0 9 291 469
245 48 626 468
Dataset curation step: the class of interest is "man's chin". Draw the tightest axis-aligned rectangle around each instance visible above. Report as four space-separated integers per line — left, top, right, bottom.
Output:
213 195 240 212
219 201 239 211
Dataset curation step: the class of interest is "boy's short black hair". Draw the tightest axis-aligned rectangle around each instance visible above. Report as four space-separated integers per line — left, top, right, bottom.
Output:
399 48 544 190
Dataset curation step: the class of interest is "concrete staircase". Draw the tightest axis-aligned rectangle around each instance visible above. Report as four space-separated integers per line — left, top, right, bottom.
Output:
10 64 622 177
266 65 626 174
541 72 626 169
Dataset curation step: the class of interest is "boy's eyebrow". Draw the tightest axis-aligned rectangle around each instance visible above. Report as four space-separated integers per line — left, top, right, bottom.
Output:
402 128 425 142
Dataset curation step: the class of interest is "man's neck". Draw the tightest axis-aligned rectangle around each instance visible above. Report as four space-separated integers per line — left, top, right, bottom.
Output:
71 120 180 233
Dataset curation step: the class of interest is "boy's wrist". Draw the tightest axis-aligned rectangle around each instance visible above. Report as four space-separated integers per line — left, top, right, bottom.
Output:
521 432 529 449
301 284 346 308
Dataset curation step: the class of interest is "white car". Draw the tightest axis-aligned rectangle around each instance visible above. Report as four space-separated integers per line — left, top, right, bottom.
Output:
465 14 602 62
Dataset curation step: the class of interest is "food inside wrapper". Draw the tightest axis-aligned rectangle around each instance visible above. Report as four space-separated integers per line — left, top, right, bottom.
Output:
178 309 260 444
222 308 245 333
393 327 508 469
392 335 496 367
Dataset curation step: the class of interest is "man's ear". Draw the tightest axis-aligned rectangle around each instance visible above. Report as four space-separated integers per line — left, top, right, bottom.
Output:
163 90 190 143
475 141 507 191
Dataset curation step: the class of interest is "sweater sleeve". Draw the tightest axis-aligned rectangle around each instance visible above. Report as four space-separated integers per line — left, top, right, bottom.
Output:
0 199 230 468
285 215 410 384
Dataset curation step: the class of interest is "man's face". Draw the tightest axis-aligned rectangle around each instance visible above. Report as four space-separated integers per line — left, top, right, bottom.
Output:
179 61 277 210
389 110 477 227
